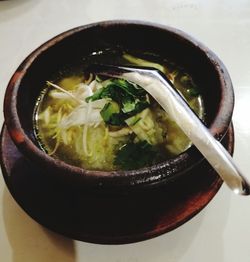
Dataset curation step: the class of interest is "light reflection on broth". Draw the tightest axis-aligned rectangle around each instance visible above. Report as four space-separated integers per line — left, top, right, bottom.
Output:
33 51 205 171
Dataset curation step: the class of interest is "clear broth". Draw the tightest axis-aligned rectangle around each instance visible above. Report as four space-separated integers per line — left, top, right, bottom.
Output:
34 50 205 171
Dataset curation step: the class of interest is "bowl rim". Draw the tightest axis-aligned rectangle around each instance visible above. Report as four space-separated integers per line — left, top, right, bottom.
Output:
3 20 234 188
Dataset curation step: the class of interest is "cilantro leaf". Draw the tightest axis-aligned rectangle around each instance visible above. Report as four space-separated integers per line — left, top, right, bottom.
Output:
100 102 124 125
114 141 156 170
86 77 150 126
85 87 105 102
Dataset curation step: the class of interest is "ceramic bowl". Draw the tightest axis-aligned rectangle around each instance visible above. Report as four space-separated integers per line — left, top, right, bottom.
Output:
3 20 234 192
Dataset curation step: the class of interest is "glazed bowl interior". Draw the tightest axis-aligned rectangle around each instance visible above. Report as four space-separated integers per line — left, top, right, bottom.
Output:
4 21 233 190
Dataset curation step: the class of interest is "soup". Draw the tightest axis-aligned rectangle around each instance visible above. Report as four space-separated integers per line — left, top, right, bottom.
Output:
33 51 205 171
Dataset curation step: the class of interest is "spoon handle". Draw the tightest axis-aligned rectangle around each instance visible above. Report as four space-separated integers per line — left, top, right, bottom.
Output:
123 69 250 195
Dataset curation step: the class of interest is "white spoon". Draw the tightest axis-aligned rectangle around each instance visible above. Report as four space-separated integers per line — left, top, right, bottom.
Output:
88 64 250 196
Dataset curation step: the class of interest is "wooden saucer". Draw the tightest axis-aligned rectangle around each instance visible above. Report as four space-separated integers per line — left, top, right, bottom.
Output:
0 124 234 244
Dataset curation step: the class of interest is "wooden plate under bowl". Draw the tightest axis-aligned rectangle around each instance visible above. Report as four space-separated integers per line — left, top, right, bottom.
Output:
0 123 234 244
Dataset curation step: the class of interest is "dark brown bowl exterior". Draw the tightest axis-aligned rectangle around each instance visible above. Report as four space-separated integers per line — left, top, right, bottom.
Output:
3 20 234 191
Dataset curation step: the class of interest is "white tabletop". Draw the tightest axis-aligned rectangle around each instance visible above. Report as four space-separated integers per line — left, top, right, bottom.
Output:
1 0 250 261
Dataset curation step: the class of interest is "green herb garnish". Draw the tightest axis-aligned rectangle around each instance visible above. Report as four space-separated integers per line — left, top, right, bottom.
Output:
100 101 125 126
114 140 156 170
86 78 150 125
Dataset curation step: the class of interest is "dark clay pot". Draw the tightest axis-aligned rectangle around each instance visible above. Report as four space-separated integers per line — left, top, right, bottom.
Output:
3 20 234 192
